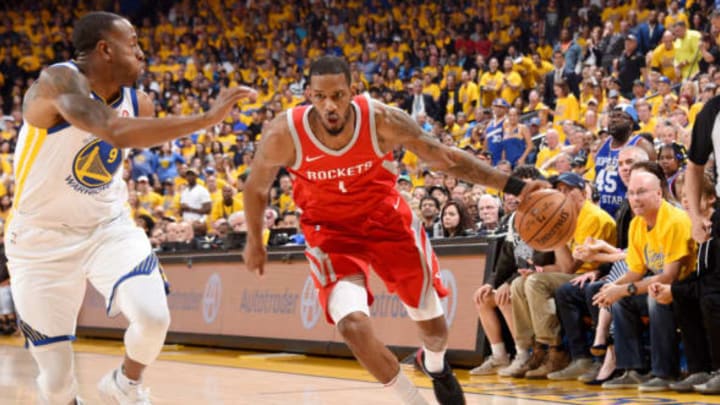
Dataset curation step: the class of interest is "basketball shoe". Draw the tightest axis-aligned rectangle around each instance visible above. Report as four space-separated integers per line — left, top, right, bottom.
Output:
98 368 152 404
414 348 466 405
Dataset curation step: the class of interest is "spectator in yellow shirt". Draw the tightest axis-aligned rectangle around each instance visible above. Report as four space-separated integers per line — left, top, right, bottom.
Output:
594 162 695 390
673 21 701 80
479 57 503 108
136 176 164 214
210 184 244 224
649 30 677 83
500 57 523 106
277 173 295 214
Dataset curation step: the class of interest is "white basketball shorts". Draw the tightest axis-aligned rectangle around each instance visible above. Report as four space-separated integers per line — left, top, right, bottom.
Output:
5 213 166 349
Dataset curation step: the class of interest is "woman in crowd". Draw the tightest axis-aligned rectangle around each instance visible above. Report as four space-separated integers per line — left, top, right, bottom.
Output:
434 199 475 238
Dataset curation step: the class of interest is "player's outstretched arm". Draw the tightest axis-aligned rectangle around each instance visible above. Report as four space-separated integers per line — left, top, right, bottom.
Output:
242 113 295 275
23 65 255 148
373 100 545 197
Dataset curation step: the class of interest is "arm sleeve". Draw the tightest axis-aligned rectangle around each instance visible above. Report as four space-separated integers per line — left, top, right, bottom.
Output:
688 95 720 165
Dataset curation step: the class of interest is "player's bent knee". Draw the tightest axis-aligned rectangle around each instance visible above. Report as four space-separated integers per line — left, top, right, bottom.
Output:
135 305 171 335
336 311 371 341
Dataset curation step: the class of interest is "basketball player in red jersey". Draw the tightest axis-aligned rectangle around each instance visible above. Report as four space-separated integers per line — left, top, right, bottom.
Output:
243 56 545 405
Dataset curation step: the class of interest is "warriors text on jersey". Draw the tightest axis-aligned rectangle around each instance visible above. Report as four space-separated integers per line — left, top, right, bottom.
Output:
11 61 138 228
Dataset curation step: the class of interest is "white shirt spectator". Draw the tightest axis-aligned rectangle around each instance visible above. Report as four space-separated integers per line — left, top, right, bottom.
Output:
181 184 211 222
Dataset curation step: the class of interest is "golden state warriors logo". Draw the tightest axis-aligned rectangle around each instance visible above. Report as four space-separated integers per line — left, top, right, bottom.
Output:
66 139 121 194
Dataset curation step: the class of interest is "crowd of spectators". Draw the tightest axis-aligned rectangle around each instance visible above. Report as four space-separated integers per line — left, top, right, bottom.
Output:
1 0 720 392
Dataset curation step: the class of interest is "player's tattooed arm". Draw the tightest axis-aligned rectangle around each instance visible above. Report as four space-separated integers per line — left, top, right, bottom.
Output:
374 100 509 190
22 65 116 130
24 65 255 148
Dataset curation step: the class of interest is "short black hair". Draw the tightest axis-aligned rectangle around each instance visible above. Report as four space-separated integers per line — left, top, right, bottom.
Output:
512 165 543 180
420 196 440 210
72 11 125 55
308 56 351 85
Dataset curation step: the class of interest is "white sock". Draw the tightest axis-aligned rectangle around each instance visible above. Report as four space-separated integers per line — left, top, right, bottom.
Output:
423 346 446 374
115 367 141 394
515 347 530 362
491 343 508 360
385 369 429 405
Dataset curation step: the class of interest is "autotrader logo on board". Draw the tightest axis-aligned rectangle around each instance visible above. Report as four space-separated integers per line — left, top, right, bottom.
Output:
440 269 457 327
203 273 222 324
300 276 322 329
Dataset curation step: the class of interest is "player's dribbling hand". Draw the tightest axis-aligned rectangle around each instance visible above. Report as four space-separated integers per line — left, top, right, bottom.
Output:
243 241 267 277
207 86 257 123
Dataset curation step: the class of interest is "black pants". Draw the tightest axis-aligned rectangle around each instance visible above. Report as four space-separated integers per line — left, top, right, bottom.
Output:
674 209 720 372
673 273 714 373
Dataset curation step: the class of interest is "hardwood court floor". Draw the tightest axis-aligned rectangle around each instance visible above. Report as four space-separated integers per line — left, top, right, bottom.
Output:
0 336 719 404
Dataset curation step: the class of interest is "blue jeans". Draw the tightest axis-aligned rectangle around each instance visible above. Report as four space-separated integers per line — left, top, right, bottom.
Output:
555 280 605 360
612 294 679 378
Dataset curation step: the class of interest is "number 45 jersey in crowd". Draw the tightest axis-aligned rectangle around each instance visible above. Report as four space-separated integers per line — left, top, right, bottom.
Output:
594 134 643 218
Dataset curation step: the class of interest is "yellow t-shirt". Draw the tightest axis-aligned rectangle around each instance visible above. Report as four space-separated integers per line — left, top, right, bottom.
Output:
535 146 561 169
209 197 244 223
637 117 657 135
479 71 503 108
571 200 618 273
278 193 296 214
626 200 696 280
650 44 676 82
674 30 702 79
458 81 480 120
138 191 164 212
500 71 523 105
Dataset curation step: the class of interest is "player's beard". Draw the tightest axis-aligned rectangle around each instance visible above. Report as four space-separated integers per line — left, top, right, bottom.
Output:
323 109 352 136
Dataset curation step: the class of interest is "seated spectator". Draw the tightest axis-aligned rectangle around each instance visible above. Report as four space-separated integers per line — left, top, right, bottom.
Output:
475 194 502 237
470 166 551 375
501 172 616 379
433 199 475 238
419 196 440 237
212 218 231 240
550 146 650 383
594 162 696 391
228 211 247 233
649 172 719 393
656 143 686 199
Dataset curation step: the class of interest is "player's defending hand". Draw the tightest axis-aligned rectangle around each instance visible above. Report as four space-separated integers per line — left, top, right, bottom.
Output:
206 86 257 123
243 240 267 276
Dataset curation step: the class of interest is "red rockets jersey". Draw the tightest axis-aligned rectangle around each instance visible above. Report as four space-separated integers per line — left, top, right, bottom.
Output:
286 94 398 225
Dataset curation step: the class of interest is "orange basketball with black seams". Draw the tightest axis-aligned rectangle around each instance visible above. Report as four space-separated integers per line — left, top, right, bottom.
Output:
514 189 577 251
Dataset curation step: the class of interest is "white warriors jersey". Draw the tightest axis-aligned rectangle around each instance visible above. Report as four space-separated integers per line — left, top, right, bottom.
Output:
11 61 138 229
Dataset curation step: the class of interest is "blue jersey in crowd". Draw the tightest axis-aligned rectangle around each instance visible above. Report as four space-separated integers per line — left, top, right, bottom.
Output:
594 135 642 218
485 118 505 166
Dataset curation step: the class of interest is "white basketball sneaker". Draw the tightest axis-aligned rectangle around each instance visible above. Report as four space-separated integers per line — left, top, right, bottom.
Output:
98 368 152 405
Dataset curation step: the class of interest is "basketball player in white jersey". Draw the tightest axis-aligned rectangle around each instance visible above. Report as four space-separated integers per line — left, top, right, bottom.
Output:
8 12 253 404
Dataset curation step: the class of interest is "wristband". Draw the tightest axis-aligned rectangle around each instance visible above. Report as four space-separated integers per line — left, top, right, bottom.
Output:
502 176 526 196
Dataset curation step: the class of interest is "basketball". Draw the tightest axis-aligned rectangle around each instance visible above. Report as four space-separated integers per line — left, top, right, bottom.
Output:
514 189 577 251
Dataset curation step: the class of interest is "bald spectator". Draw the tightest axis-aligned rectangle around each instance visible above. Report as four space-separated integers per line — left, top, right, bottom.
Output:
228 211 247 233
